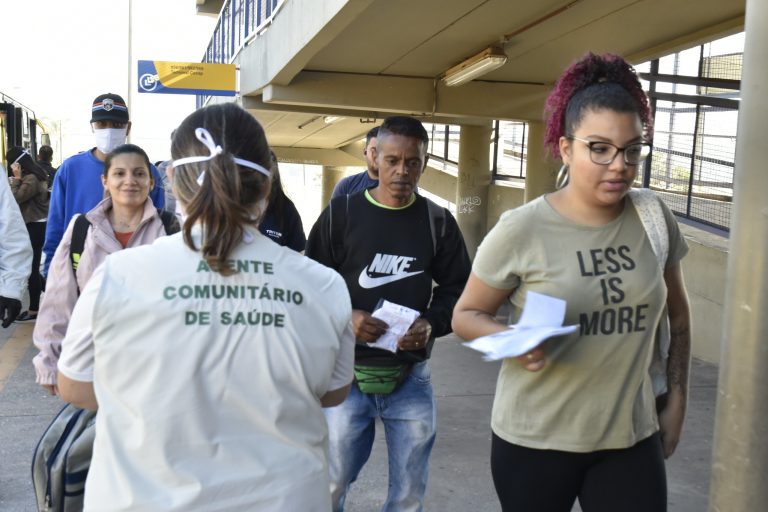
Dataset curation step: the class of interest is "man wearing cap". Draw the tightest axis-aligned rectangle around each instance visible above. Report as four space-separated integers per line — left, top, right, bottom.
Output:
42 93 165 275
36 145 57 189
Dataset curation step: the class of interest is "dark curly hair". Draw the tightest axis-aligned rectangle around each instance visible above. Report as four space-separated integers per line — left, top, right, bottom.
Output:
543 53 653 159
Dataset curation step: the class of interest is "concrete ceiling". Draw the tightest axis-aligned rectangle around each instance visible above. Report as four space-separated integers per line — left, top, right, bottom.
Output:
211 0 745 153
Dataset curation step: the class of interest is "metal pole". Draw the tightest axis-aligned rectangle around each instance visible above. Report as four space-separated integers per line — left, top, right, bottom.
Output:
126 0 133 143
708 0 768 510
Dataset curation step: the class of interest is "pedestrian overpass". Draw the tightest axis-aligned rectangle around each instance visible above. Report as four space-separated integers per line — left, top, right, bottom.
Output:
194 1 765 509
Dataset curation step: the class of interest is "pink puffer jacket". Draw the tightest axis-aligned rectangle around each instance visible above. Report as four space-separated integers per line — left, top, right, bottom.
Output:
32 197 169 385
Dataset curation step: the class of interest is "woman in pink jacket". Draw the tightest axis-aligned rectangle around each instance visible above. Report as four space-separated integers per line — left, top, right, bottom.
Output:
33 144 176 394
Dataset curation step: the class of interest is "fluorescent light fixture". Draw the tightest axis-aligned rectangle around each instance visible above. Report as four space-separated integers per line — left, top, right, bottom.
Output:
323 116 342 124
297 115 322 129
442 46 508 87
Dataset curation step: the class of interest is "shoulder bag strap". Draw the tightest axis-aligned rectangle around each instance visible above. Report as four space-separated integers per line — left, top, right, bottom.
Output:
69 214 91 296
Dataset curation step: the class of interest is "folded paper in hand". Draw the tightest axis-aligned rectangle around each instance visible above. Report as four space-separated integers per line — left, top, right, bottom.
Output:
370 300 421 353
464 291 578 361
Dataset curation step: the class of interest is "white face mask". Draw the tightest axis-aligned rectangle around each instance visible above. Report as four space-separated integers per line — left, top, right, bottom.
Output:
94 128 128 154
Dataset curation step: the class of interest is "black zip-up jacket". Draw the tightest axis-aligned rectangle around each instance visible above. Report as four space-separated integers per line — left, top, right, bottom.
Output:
306 191 471 366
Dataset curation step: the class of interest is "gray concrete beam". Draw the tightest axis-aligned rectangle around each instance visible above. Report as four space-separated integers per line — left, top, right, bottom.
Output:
626 16 744 65
271 147 364 167
262 71 550 122
237 0 374 91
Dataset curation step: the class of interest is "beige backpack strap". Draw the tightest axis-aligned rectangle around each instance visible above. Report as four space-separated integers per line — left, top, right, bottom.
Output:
628 188 672 396
628 188 668 268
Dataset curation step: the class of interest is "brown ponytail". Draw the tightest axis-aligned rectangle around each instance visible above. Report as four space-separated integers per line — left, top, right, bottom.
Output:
171 103 272 275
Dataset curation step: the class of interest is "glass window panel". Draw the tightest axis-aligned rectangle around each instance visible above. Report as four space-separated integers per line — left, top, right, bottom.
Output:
447 125 461 163
495 121 527 179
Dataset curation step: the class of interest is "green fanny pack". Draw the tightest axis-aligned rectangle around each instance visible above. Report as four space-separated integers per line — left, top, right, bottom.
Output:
354 363 411 395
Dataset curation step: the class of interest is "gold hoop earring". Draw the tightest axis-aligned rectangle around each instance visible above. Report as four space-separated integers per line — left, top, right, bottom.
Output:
556 164 569 189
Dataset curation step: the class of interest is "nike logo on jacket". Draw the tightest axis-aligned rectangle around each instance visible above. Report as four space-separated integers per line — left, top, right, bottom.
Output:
358 253 423 289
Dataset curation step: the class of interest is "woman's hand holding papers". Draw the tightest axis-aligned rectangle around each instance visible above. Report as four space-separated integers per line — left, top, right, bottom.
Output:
517 347 546 372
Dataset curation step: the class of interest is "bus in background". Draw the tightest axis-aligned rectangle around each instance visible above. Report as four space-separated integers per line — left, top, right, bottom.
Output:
1 92 50 175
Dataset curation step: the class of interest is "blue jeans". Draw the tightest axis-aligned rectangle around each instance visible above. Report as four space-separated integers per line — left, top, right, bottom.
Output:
325 361 437 512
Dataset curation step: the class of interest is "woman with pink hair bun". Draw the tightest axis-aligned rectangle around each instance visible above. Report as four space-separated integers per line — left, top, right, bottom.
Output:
453 53 691 512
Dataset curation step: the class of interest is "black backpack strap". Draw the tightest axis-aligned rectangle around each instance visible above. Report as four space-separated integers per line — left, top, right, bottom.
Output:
70 215 91 295
157 208 180 235
329 195 349 265
425 199 446 256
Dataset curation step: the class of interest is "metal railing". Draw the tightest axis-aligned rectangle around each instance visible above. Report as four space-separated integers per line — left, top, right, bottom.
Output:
424 123 461 166
637 38 742 233
425 121 528 182
197 0 285 108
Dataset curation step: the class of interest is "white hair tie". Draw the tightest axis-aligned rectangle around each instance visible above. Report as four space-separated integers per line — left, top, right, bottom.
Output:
11 149 30 166
172 127 271 185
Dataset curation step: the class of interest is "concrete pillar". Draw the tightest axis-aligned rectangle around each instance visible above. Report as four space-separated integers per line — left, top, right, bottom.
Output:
524 120 557 203
321 166 347 206
456 123 492 259
709 1 768 510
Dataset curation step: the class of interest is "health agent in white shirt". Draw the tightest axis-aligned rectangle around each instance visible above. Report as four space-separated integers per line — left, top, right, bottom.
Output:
57 103 355 512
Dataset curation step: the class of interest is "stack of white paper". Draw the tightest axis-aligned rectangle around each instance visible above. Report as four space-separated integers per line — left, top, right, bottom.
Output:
370 300 421 353
464 291 578 361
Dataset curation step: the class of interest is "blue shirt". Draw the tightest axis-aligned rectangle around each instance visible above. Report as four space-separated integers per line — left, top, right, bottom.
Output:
43 149 165 275
331 171 378 199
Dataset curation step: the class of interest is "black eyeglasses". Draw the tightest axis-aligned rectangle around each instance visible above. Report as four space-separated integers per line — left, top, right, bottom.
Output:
568 136 652 166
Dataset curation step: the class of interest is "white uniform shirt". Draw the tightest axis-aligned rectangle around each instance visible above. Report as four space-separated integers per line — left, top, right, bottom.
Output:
59 227 354 511
0 172 32 300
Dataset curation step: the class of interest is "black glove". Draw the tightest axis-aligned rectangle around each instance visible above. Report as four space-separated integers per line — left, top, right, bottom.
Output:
0 296 22 328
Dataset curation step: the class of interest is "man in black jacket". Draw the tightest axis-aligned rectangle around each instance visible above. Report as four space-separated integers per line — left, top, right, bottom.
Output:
306 116 471 511
36 145 57 189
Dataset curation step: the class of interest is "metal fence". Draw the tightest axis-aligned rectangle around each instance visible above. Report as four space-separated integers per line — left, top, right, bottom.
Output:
638 35 742 232
424 123 461 165
643 102 736 230
425 121 527 180
493 120 527 179
483 37 742 233
197 0 283 108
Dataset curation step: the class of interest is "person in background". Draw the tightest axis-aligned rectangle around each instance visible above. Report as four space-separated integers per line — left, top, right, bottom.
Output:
0 162 32 328
306 116 471 511
259 150 306 251
33 144 175 394
42 93 165 276
331 126 379 199
156 159 177 217
451 53 691 512
56 103 354 511
155 129 179 217
7 147 49 323
36 145 57 189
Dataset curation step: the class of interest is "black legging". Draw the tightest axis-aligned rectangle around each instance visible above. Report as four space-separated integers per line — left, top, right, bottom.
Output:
491 432 667 512
26 221 46 311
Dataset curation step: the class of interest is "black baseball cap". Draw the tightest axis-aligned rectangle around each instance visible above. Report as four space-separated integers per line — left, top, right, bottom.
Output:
91 93 129 123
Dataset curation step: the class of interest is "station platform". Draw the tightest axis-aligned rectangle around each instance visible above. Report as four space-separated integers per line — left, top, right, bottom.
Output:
0 322 717 511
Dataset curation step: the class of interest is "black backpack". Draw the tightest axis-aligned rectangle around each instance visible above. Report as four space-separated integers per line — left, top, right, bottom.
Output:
69 209 179 292
328 194 446 264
